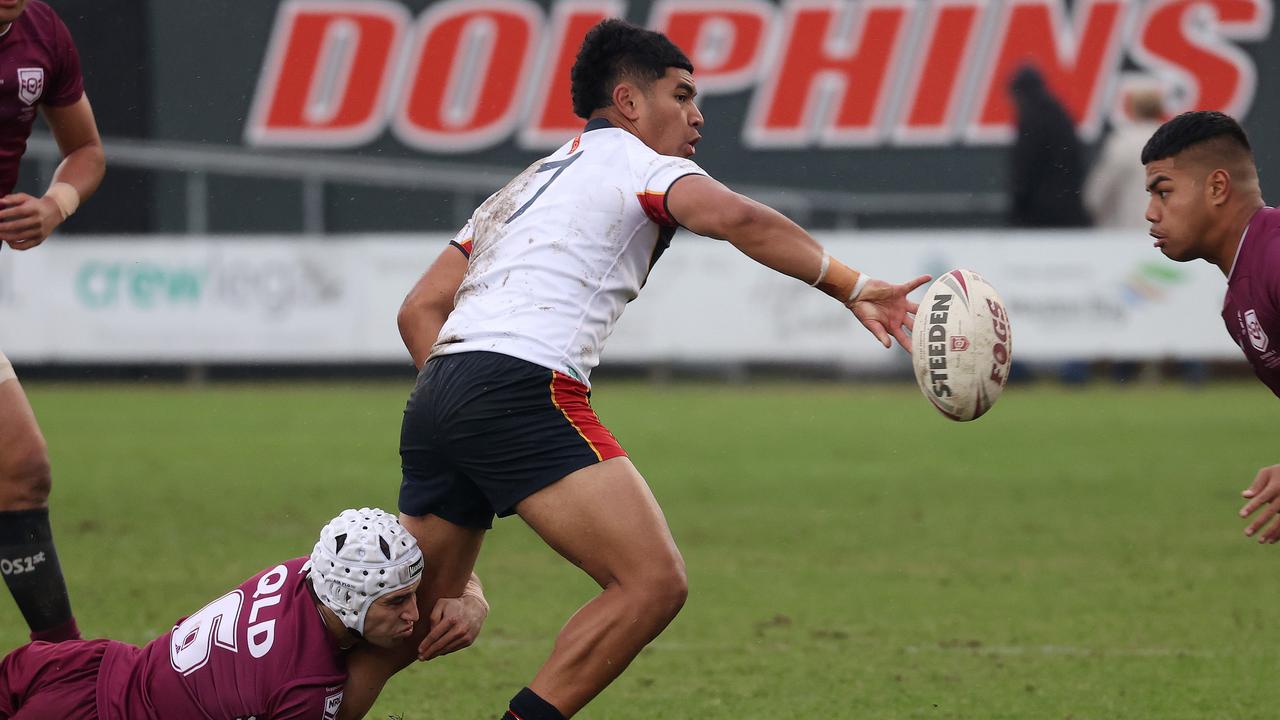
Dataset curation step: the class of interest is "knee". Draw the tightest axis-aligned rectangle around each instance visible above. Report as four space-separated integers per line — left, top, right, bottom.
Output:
0 440 52 509
630 556 688 624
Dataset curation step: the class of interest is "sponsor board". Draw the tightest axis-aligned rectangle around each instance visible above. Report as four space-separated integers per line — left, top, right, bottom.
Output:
245 0 1274 151
0 232 1236 364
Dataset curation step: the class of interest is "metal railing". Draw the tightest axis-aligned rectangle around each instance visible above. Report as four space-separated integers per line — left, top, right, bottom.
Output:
26 134 1007 233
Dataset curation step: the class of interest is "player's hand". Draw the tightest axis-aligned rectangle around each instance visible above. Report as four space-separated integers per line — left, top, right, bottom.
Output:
416 592 488 661
1240 465 1280 543
850 274 931 352
0 193 63 250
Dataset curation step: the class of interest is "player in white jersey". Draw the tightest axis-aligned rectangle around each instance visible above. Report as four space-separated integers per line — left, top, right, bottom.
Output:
369 19 930 720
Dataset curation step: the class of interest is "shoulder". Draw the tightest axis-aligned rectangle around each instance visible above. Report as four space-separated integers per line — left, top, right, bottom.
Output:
19 1 68 34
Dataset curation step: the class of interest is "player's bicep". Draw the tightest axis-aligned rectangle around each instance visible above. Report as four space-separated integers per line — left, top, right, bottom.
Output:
665 174 760 241
41 95 101 155
401 243 469 319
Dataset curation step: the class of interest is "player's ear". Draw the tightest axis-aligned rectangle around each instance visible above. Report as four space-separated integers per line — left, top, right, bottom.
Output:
612 82 642 122
1206 168 1231 206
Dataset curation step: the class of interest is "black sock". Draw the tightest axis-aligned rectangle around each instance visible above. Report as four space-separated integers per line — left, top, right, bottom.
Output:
501 687 567 720
0 508 77 640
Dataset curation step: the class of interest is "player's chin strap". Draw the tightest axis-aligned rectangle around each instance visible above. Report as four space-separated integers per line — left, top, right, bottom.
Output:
810 251 873 306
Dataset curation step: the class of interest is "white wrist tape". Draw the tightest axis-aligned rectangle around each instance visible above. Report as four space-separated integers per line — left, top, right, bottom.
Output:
809 252 831 287
44 182 80 220
848 273 872 303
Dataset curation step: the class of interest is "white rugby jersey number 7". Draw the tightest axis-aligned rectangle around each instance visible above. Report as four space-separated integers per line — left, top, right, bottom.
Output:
432 120 707 385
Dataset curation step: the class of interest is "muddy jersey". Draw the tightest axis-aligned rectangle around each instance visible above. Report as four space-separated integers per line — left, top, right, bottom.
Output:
0 1 83 195
1223 206 1280 398
430 118 707 385
96 557 348 720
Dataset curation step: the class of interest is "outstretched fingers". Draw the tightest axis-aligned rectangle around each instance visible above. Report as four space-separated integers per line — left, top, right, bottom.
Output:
902 274 932 294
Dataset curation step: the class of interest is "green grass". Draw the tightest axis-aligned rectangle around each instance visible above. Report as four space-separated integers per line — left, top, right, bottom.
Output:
3 380 1278 719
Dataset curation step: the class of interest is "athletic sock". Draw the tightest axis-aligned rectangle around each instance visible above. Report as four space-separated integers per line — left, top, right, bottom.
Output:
0 508 79 642
500 687 567 720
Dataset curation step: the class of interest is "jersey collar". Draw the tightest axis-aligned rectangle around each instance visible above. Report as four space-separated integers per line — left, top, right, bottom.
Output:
583 117 614 132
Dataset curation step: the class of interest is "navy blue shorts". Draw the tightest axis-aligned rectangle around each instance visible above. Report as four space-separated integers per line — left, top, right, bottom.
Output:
398 351 627 529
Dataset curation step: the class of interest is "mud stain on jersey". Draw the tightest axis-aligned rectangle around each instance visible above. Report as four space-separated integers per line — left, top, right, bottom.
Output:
454 161 539 304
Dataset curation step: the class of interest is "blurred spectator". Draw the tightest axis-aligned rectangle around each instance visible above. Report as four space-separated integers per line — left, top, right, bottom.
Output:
1084 88 1165 228
1008 64 1090 228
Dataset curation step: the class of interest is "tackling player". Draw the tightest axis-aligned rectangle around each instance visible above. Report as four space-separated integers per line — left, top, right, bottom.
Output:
0 0 105 644
1140 112 1280 541
0 508 489 719
381 19 929 720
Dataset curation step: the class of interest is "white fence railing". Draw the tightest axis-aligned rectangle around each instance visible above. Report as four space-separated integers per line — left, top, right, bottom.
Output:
25 134 1007 233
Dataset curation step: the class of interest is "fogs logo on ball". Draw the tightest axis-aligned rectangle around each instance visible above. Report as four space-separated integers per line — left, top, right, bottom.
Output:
245 0 1274 152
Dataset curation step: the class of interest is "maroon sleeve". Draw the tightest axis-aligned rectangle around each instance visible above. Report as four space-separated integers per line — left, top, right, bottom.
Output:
268 679 345 720
43 8 83 107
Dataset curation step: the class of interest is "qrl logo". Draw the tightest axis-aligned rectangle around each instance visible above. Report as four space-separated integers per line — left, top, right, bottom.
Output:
987 298 1012 387
246 0 1274 151
17 68 43 106
1246 309 1269 352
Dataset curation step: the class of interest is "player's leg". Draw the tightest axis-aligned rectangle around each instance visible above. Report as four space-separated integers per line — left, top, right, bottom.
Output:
509 456 687 718
0 639 109 719
0 354 78 643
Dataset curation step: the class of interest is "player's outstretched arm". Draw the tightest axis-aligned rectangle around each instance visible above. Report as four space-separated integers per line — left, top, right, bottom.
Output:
398 245 468 369
1240 464 1280 543
417 572 489 661
0 95 104 250
337 573 490 720
666 174 929 351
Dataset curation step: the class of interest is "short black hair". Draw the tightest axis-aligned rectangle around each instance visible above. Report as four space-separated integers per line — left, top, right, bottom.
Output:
570 19 694 120
1141 110 1252 165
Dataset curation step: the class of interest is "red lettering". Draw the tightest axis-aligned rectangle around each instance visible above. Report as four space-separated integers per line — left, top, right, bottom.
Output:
969 0 1126 143
894 0 982 144
1130 0 1270 117
747 1 912 147
992 343 1009 365
520 1 623 149
650 0 774 94
990 363 1007 385
394 1 540 152
247 0 408 147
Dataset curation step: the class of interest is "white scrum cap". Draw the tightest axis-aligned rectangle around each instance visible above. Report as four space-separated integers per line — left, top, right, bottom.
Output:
306 508 424 635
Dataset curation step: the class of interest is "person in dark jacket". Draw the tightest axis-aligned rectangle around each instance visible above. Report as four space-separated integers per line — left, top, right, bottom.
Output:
1008 64 1090 228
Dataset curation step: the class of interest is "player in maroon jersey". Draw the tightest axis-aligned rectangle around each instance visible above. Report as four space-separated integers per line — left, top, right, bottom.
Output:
0 508 489 719
1140 112 1280 542
0 0 105 645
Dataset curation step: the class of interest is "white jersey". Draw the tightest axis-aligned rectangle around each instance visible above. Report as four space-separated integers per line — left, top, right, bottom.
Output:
431 119 708 384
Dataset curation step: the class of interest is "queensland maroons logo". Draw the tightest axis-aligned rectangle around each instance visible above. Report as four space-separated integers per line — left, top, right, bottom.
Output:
1246 309 1269 352
17 68 43 106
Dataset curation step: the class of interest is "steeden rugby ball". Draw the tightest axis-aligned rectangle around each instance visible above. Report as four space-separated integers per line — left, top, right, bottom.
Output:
911 269 1013 421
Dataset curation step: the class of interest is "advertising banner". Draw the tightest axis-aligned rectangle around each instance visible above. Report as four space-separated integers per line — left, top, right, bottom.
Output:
0 232 1235 365
133 0 1280 207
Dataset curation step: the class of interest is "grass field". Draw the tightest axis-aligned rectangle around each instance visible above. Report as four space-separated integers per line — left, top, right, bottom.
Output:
2 379 1278 719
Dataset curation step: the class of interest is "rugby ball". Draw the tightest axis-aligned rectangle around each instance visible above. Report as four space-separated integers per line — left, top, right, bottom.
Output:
911 269 1012 422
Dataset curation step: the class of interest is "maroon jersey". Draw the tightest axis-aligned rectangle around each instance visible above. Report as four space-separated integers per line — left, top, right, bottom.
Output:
1223 206 1280 398
96 557 348 720
0 0 83 195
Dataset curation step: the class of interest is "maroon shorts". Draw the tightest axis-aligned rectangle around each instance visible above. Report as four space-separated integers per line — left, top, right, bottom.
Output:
0 640 110 719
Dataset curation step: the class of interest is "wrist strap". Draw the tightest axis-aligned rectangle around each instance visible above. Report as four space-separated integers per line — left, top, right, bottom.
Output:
809 252 832 287
848 272 872 303
44 182 79 220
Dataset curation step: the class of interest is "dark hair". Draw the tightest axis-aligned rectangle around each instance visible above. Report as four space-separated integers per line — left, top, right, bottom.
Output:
1140 110 1252 165
570 19 693 120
